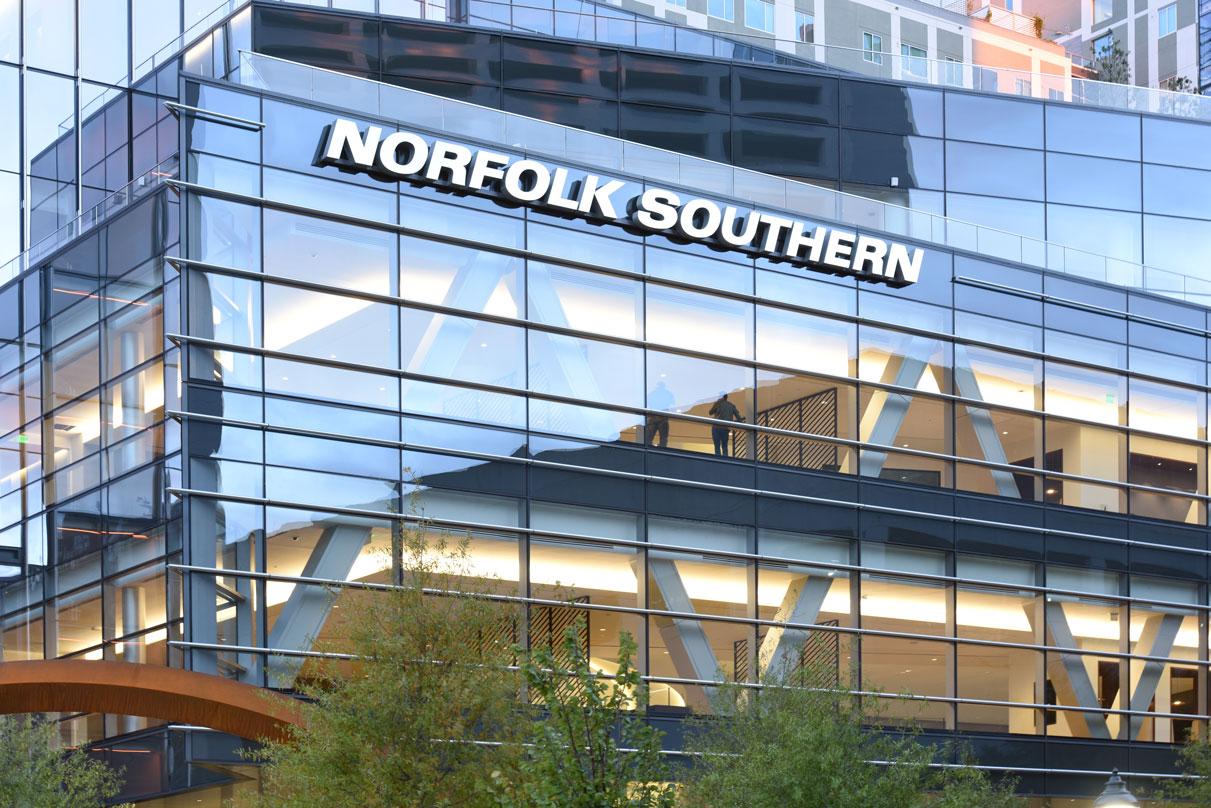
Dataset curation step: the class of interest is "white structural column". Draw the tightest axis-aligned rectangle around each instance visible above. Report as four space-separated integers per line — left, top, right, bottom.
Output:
266 523 371 688
953 346 1022 498
757 574 832 680
1125 612 1185 740
1033 602 1112 739
646 555 723 710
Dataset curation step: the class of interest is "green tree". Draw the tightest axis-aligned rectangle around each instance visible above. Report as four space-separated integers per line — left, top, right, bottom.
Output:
0 714 128 808
1092 41 1131 84
681 670 1022 808
1158 736 1211 804
492 628 676 808
243 527 528 808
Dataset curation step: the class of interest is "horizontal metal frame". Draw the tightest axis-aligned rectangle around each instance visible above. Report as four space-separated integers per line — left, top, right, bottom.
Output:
165 614 1207 723
167 251 1211 454
163 476 1203 612
165 328 1211 506
167 424 1211 559
163 101 266 130
954 275 1211 339
168 175 1211 398
170 561 1206 667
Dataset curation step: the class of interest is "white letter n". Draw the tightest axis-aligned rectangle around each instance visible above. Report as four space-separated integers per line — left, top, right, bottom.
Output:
322 118 381 167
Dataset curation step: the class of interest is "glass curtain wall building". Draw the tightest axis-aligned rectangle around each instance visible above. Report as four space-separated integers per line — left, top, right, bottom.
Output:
7 2 1211 805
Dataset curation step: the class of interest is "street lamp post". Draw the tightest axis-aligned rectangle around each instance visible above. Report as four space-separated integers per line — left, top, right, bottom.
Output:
1093 769 1140 808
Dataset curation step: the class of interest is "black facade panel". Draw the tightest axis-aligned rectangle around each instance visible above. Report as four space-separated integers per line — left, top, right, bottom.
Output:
1046 534 1130 572
731 65 838 124
530 466 645 511
647 452 757 491
731 116 838 181
382 75 503 107
840 79 944 137
501 37 619 99
502 89 619 136
381 21 501 86
841 128 944 191
619 52 730 111
755 493 859 541
620 103 732 163
645 482 754 526
253 6 381 72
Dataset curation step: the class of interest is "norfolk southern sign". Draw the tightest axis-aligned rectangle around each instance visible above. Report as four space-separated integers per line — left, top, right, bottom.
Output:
318 118 924 286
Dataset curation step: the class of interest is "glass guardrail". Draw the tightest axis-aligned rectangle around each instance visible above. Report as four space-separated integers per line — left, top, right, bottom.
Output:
237 50 1211 306
0 159 179 288
301 0 1211 123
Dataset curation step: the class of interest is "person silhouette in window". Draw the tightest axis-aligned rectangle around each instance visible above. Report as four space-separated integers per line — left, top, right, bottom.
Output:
646 380 675 447
709 392 744 456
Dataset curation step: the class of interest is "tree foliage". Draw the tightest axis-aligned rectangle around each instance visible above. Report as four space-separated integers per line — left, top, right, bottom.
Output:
1158 736 1211 804
680 671 1022 808
1092 42 1131 84
492 629 676 808
0 715 127 808
243 529 528 808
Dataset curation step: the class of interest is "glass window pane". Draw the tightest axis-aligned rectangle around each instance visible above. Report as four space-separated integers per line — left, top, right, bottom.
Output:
859 326 950 393
24 0 74 73
944 93 1043 149
1045 106 1140 161
265 283 398 368
265 211 397 296
528 261 640 339
756 306 855 377
647 284 752 360
945 141 1044 201
1047 153 1140 211
187 197 261 271
527 330 642 408
756 370 856 474
1143 164 1211 218
1044 362 1124 425
1046 205 1142 265
399 238 522 319
402 308 524 390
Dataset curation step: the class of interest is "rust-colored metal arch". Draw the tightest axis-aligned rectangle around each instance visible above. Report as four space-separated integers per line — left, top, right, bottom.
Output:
0 660 303 742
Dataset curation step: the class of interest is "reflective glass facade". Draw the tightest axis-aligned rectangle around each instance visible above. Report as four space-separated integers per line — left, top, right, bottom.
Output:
8 3 1211 804
253 7 1211 282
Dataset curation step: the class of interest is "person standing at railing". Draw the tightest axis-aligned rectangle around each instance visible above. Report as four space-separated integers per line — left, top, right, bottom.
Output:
708 392 744 457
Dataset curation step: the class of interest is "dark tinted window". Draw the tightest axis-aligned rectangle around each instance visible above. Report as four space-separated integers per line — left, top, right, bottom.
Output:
620 104 731 163
382 22 500 86
840 80 942 137
502 38 618 99
383 75 502 107
503 89 618 136
733 66 837 124
619 53 729 111
253 7 380 73
841 130 943 190
733 116 837 180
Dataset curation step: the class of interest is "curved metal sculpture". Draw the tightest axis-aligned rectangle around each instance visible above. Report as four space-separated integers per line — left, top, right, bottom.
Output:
0 660 303 741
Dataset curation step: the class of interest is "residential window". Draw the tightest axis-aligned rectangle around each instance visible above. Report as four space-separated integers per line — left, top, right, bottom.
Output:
745 0 775 33
668 0 687 7
1015 77 1032 95
1159 2 1177 36
1048 87 1065 100
943 56 964 86
900 43 927 79
795 10 815 42
1093 32 1114 57
862 31 884 64
1092 0 1113 23
709 0 735 21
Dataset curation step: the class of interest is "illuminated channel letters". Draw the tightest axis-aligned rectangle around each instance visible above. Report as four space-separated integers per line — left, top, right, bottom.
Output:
318 118 924 286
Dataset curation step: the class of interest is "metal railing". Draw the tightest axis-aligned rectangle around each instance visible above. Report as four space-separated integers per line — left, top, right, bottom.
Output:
236 51 1211 304
173 0 1210 121
0 158 179 288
